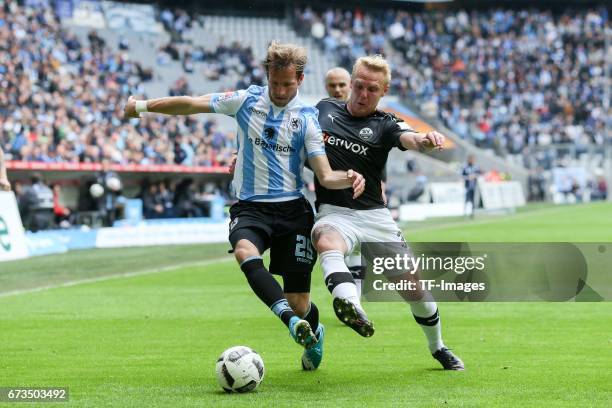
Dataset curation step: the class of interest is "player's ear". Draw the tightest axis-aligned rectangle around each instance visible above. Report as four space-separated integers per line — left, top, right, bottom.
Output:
297 73 304 85
382 83 389 96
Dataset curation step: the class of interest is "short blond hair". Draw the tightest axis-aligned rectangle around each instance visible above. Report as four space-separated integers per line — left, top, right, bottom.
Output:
352 55 391 86
263 41 308 77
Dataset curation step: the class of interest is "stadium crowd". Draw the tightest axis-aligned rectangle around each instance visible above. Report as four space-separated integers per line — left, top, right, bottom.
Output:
156 8 265 90
294 6 610 162
0 2 238 167
158 39 266 90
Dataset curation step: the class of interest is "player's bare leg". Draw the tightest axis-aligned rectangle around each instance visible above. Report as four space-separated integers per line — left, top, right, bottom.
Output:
313 224 374 337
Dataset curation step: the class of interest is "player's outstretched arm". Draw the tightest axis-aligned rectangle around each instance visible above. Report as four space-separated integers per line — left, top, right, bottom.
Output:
308 155 365 198
0 147 11 191
123 94 214 119
399 130 445 153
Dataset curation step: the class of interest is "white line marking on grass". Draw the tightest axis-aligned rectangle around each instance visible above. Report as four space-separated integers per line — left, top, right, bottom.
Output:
0 256 234 299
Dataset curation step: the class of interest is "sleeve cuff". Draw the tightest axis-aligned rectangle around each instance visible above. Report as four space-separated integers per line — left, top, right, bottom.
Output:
307 150 327 158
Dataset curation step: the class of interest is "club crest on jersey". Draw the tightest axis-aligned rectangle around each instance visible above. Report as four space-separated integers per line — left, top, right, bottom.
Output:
264 127 275 140
289 116 302 132
359 127 373 141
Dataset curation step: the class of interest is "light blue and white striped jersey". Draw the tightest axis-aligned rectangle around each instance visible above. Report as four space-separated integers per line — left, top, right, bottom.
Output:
210 85 326 202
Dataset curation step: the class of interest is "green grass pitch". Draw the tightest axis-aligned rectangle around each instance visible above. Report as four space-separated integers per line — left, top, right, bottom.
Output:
1 202 611 407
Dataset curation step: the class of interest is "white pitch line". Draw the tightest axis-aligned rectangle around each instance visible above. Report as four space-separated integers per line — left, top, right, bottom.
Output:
0 256 234 299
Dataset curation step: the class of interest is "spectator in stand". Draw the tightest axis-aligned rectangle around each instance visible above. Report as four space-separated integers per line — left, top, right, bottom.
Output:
0 3 238 169
174 178 203 218
528 167 547 202
156 181 175 218
590 176 608 201
142 182 164 219
118 34 129 51
52 184 72 227
95 161 123 226
160 8 193 42
295 6 610 168
18 173 54 232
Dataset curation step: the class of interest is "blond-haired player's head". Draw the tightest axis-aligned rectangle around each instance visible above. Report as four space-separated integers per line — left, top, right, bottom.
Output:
324 67 351 101
263 41 308 107
347 55 391 117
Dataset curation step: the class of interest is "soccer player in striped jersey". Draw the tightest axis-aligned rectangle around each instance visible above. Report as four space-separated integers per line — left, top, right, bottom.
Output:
312 55 464 370
124 42 365 371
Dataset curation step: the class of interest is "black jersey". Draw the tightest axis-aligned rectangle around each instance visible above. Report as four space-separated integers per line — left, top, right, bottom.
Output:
315 98 412 210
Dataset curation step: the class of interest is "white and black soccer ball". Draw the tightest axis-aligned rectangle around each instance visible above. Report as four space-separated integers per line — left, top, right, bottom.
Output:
89 183 104 198
105 176 122 192
215 346 265 393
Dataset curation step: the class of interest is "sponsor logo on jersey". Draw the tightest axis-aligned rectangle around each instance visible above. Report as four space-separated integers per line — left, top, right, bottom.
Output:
248 106 268 119
327 114 337 124
359 127 373 141
323 132 369 156
248 137 296 154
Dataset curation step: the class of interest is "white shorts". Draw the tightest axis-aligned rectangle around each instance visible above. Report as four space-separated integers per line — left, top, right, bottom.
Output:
312 204 407 254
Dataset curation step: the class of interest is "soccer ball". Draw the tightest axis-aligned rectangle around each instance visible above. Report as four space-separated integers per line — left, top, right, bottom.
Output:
89 183 104 198
105 176 122 192
215 346 265 393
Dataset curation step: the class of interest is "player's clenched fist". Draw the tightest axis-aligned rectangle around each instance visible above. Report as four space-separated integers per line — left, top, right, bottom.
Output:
0 178 10 191
124 96 140 119
418 131 445 151
347 169 365 199
228 153 237 175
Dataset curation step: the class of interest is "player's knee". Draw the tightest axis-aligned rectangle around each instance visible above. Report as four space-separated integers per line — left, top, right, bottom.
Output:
314 236 335 252
233 240 260 264
286 294 310 317
293 302 310 318
312 225 346 253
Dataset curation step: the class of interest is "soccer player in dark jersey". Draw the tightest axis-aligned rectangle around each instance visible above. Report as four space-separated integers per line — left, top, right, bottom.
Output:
311 55 464 370
323 66 390 298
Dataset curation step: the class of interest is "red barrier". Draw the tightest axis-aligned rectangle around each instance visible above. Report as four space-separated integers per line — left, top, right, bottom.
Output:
6 161 230 174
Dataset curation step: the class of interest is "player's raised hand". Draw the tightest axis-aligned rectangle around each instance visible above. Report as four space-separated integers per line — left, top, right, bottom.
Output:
347 169 365 199
419 131 445 151
124 96 140 119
